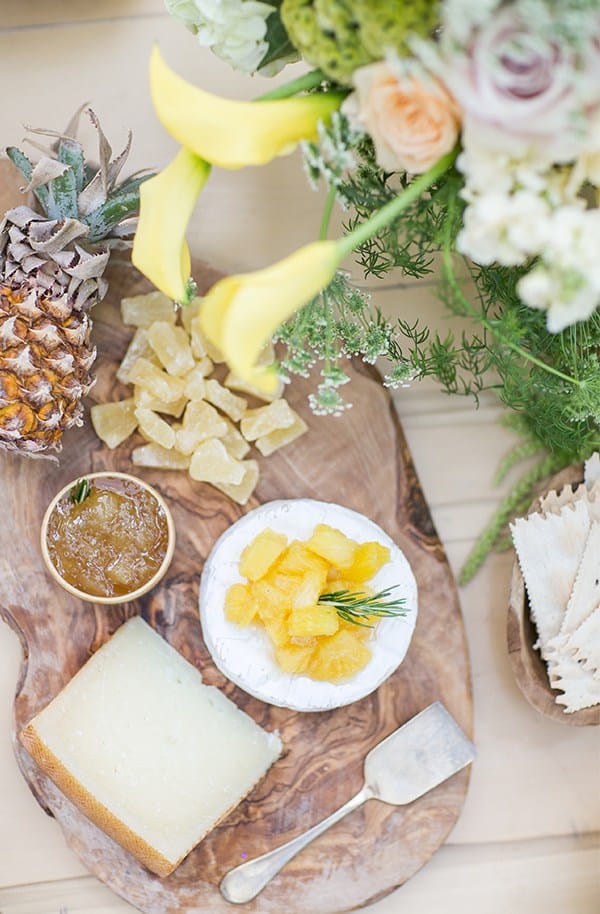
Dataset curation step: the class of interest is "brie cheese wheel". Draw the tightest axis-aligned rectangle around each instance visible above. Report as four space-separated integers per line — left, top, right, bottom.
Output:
199 499 418 712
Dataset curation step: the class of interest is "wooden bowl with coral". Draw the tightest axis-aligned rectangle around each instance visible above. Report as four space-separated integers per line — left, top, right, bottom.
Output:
507 464 600 727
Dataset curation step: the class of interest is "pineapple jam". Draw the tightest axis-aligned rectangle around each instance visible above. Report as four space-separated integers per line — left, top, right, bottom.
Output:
45 477 170 598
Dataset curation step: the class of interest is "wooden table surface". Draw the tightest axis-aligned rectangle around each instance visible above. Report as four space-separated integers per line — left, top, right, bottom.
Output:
0 3 598 913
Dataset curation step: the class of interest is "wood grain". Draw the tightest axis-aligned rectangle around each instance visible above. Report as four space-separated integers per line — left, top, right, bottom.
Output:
0 160 472 914
507 465 600 727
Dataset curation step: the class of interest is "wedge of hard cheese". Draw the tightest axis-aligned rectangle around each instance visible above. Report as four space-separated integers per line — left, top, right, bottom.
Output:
20 616 282 877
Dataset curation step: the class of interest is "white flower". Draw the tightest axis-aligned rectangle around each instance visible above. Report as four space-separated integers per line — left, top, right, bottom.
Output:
518 264 600 332
457 191 551 266
165 0 274 73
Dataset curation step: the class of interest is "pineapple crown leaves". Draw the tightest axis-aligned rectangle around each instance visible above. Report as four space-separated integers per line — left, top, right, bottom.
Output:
6 107 152 246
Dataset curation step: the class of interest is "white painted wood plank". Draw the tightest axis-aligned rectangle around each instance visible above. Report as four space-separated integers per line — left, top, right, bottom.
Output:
0 1 165 30
0 835 598 914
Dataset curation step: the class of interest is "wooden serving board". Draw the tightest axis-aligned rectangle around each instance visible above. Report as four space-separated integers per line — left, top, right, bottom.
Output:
0 166 472 914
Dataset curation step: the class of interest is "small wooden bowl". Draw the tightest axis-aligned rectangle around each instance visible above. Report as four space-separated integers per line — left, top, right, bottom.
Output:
507 464 600 726
40 471 176 605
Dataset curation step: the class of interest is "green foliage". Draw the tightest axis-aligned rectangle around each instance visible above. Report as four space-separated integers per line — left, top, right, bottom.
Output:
283 116 600 578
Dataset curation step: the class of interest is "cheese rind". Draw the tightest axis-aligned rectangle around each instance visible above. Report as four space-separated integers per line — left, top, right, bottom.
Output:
20 617 281 876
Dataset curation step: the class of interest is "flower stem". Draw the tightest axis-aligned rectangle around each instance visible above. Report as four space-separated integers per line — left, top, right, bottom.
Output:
257 69 328 101
337 149 458 258
441 244 583 388
319 184 337 240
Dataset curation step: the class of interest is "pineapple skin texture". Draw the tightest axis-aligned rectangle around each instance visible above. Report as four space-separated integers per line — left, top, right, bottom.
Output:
0 283 95 453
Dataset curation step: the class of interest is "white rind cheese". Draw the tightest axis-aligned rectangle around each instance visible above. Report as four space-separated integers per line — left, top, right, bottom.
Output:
199 499 418 712
20 617 281 876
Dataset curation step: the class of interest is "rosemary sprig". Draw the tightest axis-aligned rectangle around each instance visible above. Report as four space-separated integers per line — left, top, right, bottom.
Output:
69 477 92 505
318 585 407 628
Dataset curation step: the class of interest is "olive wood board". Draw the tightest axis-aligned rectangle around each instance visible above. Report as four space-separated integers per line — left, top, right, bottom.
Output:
507 464 600 727
0 163 472 914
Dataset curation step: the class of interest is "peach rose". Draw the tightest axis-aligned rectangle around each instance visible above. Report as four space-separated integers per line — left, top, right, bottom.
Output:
344 61 461 174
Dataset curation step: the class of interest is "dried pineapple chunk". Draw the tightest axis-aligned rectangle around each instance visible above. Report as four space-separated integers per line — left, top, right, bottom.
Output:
179 298 201 334
224 371 285 403
90 399 137 449
220 418 251 460
147 321 195 377
346 542 391 583
240 399 296 441
175 401 228 455
182 366 207 402
133 385 187 418
121 291 176 328
224 582 258 626
190 312 225 362
288 604 339 638
131 442 190 470
239 528 288 582
128 358 185 404
134 407 176 450
305 524 358 571
204 379 247 423
308 629 372 681
116 329 156 384
211 459 259 506
189 438 246 484
256 413 308 457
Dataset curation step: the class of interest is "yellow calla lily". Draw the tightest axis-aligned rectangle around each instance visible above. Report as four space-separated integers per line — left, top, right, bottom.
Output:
150 47 346 169
132 147 211 303
199 240 340 393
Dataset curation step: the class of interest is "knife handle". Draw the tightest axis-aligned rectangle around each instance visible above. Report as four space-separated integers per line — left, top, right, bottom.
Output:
220 784 374 904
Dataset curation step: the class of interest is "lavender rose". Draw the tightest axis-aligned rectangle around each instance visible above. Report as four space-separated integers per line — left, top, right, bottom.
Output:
434 5 600 160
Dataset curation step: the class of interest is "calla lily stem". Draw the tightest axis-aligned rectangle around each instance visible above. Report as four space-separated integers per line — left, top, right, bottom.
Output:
337 148 458 258
320 184 337 240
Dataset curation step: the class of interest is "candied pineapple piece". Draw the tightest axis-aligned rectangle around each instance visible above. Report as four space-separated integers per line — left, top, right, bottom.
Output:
224 582 258 626
305 524 357 571
175 401 228 455
116 329 156 384
346 541 391 583
220 418 251 460
133 385 187 418
288 604 339 638
121 291 176 328
131 442 190 470
239 528 288 582
291 568 328 610
274 642 315 674
189 438 246 485
224 370 285 404
179 297 201 334
190 312 225 362
147 321 195 377
90 398 138 449
212 459 259 507
272 541 329 580
255 414 308 457
134 407 176 450
129 358 185 404
204 379 247 423
308 628 372 681
182 366 207 402
240 399 296 441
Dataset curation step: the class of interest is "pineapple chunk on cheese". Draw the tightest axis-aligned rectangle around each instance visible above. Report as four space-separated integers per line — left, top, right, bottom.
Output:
239 528 288 582
305 524 358 571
